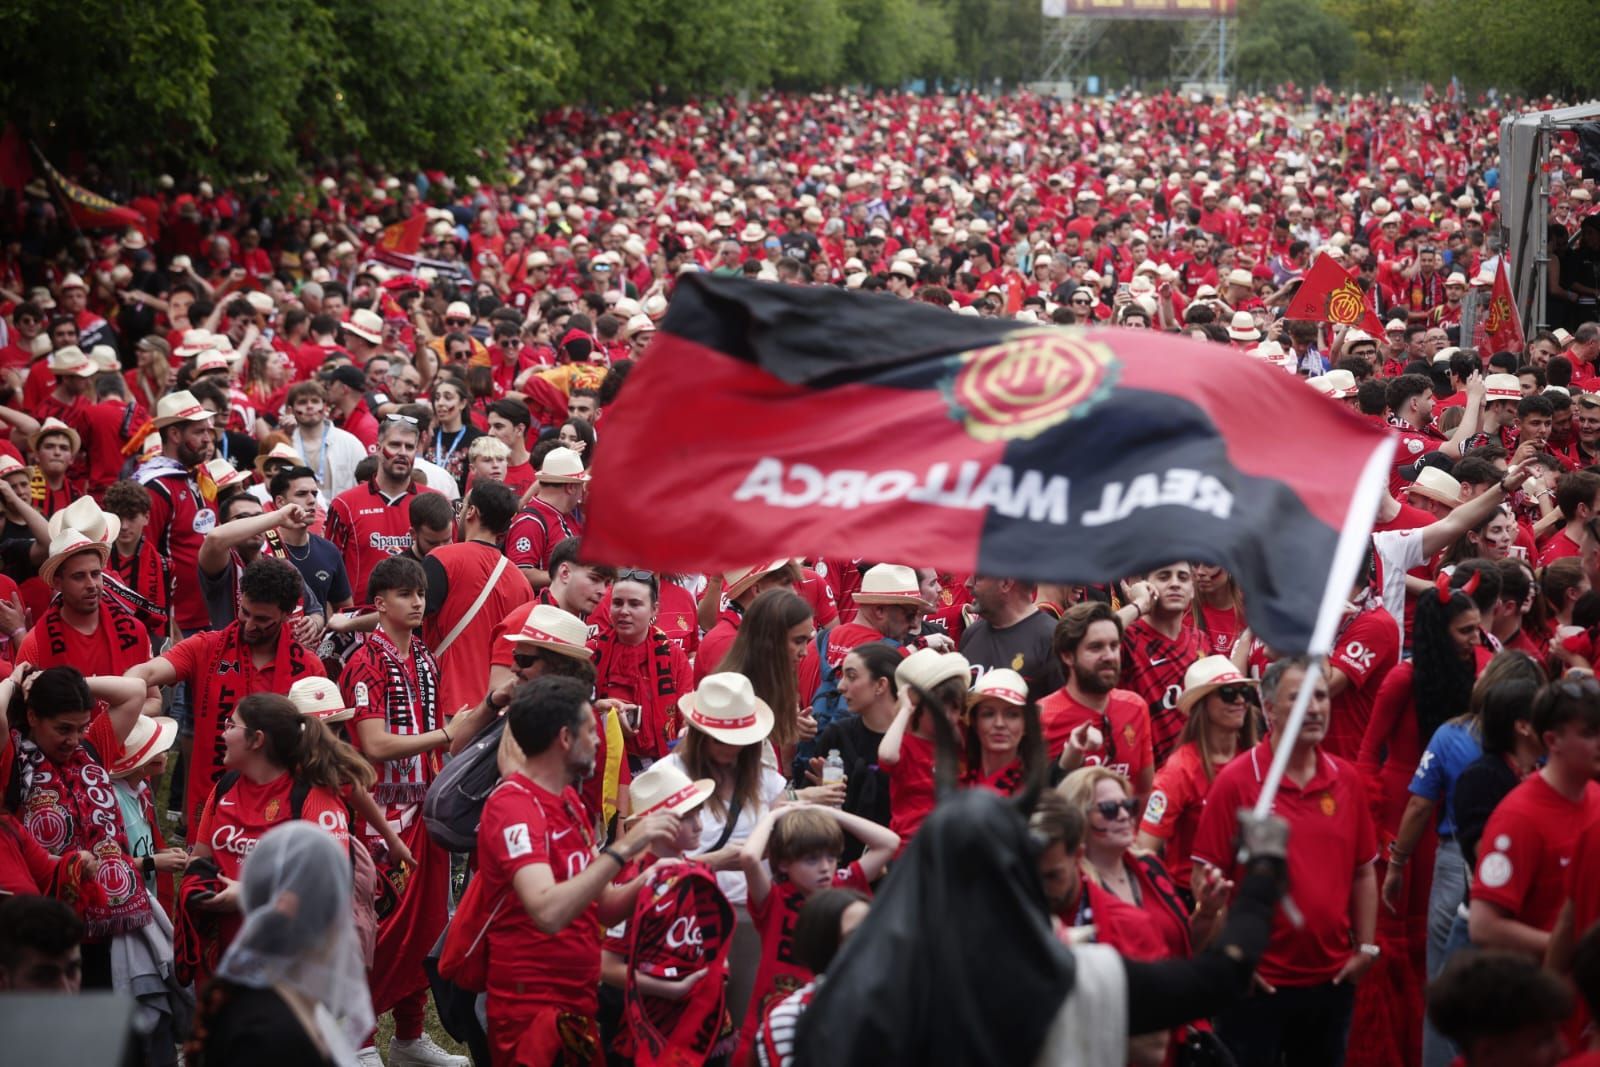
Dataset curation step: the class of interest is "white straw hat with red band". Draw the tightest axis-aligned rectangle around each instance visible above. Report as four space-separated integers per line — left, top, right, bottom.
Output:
109 715 179 778
851 563 924 605
628 762 714 818
678 672 774 747
288 677 356 724
46 496 120 545
967 667 1029 708
503 603 594 660
1175 655 1258 714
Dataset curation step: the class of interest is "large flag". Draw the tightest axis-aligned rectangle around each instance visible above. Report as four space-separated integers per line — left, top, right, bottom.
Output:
1476 257 1525 354
34 152 145 232
1285 252 1386 336
583 276 1395 655
376 212 427 257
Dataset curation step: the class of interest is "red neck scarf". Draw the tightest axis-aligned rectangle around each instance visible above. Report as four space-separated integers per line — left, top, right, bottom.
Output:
355 629 440 806
40 595 148 674
591 627 681 760
186 623 319 825
108 538 169 637
12 729 154 939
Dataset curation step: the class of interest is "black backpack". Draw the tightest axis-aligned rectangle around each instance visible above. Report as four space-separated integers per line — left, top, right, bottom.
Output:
422 714 507 853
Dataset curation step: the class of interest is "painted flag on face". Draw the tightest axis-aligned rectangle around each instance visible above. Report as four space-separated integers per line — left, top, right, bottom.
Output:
1284 252 1387 336
583 276 1394 654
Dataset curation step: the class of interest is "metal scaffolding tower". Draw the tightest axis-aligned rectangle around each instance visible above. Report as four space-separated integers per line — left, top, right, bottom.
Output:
1169 17 1234 90
1038 17 1108 89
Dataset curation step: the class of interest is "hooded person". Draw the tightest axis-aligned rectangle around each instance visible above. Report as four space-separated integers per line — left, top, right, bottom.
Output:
191 821 373 1067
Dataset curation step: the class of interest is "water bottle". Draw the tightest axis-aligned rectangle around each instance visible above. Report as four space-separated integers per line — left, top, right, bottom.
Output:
822 749 845 784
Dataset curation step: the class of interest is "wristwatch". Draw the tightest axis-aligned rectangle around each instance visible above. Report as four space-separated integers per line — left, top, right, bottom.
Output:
1357 943 1381 959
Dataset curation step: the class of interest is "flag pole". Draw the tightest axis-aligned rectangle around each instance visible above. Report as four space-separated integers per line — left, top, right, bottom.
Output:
1252 432 1395 818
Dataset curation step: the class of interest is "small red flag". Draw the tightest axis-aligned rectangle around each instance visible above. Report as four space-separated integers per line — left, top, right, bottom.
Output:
377 213 427 257
36 153 145 231
1285 253 1386 336
1477 258 1524 354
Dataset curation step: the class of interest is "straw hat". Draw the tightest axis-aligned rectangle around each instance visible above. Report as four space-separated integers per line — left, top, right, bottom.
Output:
87 345 121 374
723 559 796 601
287 677 356 724
30 416 82 455
851 563 924 605
1227 311 1262 342
503 603 594 660
46 346 95 379
151 390 212 429
254 441 307 475
138 433 161 462
1224 268 1254 288
896 648 972 696
1308 368 1358 400
967 668 1029 708
1483 373 1521 402
108 716 179 778
193 347 235 377
343 308 384 344
0 454 24 479
46 496 120 545
628 762 714 818
1405 467 1463 509
39 528 110 586
1175 656 1258 715
174 330 217 358
536 446 590 484
678 672 775 747
202 458 251 494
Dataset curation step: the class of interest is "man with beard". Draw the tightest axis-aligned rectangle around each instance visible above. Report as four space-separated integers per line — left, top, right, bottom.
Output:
505 446 587 590
129 557 325 828
17 519 155 684
197 493 325 637
1192 657 1378 1067
1038 601 1156 799
137 390 217 640
475 674 681 1067
959 575 1064 701
797 563 925 713
326 415 436 604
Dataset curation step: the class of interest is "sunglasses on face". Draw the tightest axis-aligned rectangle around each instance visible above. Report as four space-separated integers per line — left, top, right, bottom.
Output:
1093 798 1138 821
446 317 470 327
1215 685 1255 704
513 651 538 670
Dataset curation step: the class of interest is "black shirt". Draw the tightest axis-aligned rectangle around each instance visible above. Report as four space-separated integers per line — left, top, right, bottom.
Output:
959 610 1064 701
813 714 889 863
198 984 334 1067
1453 752 1522 871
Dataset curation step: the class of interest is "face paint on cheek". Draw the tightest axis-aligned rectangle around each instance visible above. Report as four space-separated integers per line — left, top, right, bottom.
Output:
381 444 405 463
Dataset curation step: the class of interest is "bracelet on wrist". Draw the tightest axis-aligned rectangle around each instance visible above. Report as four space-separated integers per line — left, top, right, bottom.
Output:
600 845 628 868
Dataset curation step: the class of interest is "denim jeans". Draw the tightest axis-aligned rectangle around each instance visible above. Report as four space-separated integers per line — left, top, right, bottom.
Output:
1422 905 1475 1067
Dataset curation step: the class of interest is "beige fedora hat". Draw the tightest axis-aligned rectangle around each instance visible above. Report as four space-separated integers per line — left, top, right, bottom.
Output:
503 603 594 660
678 672 775 747
851 563 924 605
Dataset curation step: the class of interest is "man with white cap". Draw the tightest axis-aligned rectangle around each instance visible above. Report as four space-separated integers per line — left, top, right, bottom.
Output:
505 445 588 591
797 563 925 713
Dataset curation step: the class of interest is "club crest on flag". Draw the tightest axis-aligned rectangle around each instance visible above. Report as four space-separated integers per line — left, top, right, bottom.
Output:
1325 279 1368 326
1484 294 1510 333
946 330 1119 443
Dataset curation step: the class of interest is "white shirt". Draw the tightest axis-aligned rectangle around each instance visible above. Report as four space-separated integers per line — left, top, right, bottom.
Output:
1372 527 1427 659
656 750 787 907
291 421 367 499
412 456 460 502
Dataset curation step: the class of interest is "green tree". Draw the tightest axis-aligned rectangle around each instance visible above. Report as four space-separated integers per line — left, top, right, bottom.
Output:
1325 0 1419 87
1409 0 1600 98
1234 0 1355 89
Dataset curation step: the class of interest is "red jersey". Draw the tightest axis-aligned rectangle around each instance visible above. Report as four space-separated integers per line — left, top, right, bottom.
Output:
1139 742 1227 887
16 602 151 677
326 480 434 605
478 773 601 1014
590 580 700 657
1192 741 1378 987
140 464 214 633
795 567 839 629
502 460 536 500
1120 618 1201 767
797 620 886 707
738 863 871 1057
886 732 937 847
1389 426 1445 495
1194 602 1240 656
338 404 379 450
1472 774 1600 933
505 496 583 573
80 397 143 492
422 541 531 719
1540 529 1584 567
194 772 349 883
1324 607 1400 762
696 610 740 683
1038 686 1154 786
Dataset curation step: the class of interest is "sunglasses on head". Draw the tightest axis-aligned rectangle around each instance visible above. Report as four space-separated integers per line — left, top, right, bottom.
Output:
385 414 419 426
1093 797 1138 821
1215 685 1255 704
617 568 655 584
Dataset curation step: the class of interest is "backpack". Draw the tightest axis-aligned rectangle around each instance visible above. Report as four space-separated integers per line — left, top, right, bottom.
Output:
422 715 508 853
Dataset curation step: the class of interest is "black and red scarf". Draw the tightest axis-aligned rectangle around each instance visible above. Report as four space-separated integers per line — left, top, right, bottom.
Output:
12 729 154 939
104 540 170 639
186 624 320 825
39 595 148 674
590 626 682 760
351 629 440 806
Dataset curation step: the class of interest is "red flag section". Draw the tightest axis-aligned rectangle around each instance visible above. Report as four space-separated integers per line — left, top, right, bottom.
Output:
1285 253 1386 335
377 212 427 257
35 154 144 232
583 275 1394 655
1477 258 1525 354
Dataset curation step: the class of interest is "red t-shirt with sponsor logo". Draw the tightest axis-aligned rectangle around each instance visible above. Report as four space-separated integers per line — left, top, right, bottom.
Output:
1139 742 1231 888
194 771 349 884
1192 741 1378 988
478 773 602 1013
795 567 839 629
1194 602 1241 656
1120 618 1201 768
1038 686 1154 786
1323 607 1400 762
505 496 583 573
144 468 214 633
325 480 434 605
1472 774 1600 933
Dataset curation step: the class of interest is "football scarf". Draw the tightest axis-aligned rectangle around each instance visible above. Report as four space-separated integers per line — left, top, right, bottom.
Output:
591 626 683 761
38 594 148 674
622 861 736 1067
346 630 440 806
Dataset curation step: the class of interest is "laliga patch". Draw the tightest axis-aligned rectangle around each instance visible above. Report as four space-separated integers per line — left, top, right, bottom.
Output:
192 507 217 534
353 682 369 708
503 822 532 859
1143 790 1168 826
1478 850 1512 889
1405 439 1424 454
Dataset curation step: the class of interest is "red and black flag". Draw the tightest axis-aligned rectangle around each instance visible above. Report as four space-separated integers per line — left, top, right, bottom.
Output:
1475 257 1524 354
1285 252 1386 336
584 276 1394 654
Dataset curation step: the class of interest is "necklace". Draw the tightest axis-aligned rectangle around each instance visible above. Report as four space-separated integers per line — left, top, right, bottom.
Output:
283 537 311 562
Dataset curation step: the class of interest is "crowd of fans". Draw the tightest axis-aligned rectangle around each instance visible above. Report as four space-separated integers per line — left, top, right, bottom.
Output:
2 85 1600 1067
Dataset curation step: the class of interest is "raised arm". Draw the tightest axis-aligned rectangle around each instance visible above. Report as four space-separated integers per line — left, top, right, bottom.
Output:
87 674 154 744
827 806 901 881
199 504 306 576
876 691 915 767
1418 458 1536 558
739 805 785 909
1436 373 1484 460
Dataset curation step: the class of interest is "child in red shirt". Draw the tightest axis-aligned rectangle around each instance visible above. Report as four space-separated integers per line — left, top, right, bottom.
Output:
878 649 970 848
734 803 899 1066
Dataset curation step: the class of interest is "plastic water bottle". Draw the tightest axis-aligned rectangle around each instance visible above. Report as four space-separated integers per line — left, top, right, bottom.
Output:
822 749 845 784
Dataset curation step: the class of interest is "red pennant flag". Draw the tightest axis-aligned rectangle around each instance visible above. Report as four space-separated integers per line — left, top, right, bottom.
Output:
0 124 34 194
1285 253 1386 336
35 153 144 231
377 213 427 257
584 276 1395 655
1477 258 1525 354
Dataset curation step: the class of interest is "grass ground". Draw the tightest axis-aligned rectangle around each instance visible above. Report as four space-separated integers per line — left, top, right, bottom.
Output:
156 758 469 1063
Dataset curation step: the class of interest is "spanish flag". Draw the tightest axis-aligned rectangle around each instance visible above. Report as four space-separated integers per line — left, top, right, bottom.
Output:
583 276 1395 655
